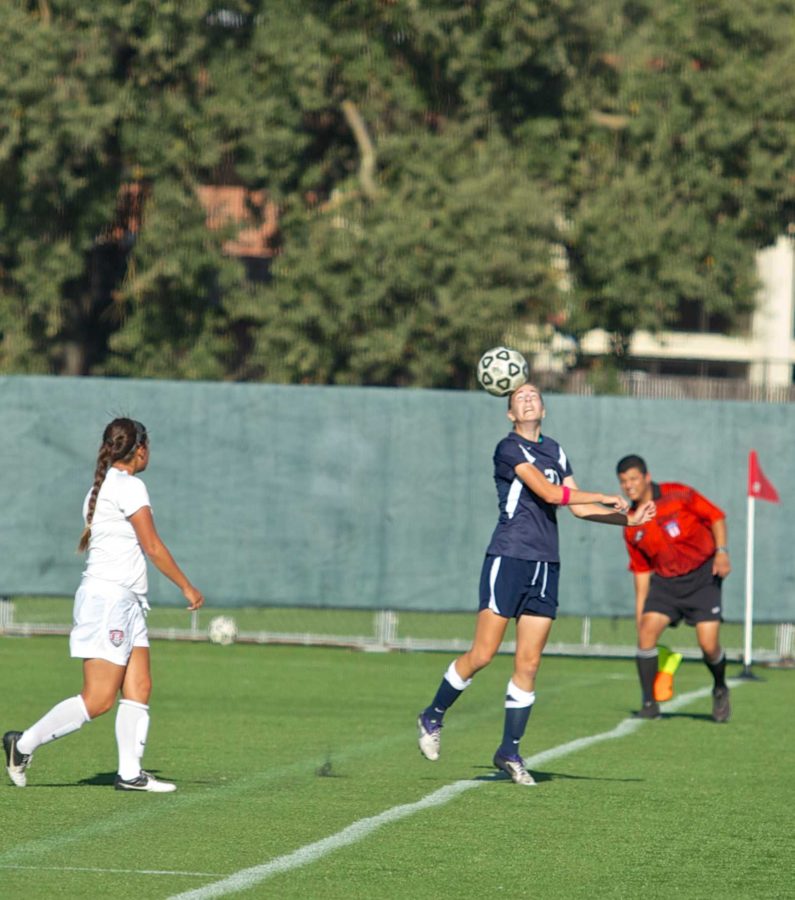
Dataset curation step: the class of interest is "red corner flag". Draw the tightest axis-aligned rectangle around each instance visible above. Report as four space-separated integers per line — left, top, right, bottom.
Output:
748 450 780 503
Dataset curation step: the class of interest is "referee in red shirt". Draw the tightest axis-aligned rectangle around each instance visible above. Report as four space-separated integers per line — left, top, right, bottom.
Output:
616 455 731 722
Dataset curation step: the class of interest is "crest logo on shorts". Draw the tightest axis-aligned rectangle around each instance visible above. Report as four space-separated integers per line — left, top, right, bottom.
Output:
633 530 644 542
109 629 124 647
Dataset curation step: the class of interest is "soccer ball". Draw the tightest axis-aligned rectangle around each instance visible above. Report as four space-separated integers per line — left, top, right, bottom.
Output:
207 615 238 646
477 347 529 397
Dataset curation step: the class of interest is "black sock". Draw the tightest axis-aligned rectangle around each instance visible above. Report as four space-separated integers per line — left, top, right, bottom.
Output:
704 651 727 689
636 651 658 704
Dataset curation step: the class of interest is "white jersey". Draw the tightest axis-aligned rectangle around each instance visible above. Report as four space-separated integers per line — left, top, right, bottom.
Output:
82 467 151 596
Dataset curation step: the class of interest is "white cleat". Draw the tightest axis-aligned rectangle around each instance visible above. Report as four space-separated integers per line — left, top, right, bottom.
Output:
493 751 536 786
114 770 176 793
3 731 32 788
417 714 441 761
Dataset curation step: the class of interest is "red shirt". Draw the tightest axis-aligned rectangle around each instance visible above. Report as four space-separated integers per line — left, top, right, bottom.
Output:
623 482 725 578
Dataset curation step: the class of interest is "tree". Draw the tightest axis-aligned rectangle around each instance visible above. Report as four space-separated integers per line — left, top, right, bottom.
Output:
560 0 795 351
1 0 793 384
239 0 583 385
255 132 560 387
0 3 127 374
0 0 268 378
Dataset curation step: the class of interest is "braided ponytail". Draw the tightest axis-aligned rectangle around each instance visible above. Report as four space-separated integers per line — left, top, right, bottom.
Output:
77 418 147 553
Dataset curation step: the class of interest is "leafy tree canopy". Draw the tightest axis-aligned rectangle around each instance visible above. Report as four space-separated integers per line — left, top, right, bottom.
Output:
0 0 792 384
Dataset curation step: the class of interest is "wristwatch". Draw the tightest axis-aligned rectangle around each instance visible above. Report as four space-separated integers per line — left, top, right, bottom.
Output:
715 546 729 554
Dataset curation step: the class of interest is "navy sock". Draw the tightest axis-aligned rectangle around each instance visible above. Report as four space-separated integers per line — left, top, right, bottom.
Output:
422 661 471 725
423 679 464 725
498 706 533 757
497 681 535 757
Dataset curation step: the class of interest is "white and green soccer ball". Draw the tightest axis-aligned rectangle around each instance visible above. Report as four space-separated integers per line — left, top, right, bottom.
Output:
208 615 238 646
477 347 529 397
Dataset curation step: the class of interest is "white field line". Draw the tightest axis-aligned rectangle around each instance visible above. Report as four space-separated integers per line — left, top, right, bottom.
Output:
0 864 224 878
168 680 742 900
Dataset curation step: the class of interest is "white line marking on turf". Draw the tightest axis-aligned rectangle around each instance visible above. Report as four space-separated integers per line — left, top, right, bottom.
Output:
168 680 743 900
0 864 223 878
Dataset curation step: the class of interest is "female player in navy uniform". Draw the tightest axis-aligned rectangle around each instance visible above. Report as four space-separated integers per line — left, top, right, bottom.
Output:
4 418 204 792
417 384 656 784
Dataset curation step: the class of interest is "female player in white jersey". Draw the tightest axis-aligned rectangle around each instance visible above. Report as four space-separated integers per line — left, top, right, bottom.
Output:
416 384 656 784
3 418 204 792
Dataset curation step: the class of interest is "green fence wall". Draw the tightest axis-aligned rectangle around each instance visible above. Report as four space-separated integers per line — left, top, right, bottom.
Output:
1 375 791 622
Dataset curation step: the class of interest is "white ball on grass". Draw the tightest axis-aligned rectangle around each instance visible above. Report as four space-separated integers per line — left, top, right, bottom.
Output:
207 615 238 646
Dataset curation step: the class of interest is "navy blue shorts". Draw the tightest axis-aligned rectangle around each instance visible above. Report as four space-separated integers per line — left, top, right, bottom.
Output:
478 554 560 620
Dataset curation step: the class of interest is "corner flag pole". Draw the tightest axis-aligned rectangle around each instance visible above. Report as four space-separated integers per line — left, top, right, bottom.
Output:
742 449 779 679
742 493 755 677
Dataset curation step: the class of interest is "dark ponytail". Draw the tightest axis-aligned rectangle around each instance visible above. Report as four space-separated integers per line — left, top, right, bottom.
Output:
78 418 148 552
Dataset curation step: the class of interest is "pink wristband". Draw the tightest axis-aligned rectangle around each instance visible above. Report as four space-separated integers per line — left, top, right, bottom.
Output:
560 485 571 506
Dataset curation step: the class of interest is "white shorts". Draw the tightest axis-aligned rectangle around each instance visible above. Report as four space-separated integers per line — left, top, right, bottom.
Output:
70 577 149 666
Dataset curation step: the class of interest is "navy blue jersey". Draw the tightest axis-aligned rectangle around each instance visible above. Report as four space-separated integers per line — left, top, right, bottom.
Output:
485 432 573 562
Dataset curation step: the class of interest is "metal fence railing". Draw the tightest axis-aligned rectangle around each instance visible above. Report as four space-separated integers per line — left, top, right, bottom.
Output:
561 371 795 403
2 598 793 667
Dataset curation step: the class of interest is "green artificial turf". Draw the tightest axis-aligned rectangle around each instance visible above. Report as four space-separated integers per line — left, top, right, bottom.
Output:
0 636 791 899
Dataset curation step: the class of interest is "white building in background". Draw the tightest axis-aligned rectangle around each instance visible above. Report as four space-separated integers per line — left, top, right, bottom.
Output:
577 236 795 388
750 236 795 387
528 236 795 393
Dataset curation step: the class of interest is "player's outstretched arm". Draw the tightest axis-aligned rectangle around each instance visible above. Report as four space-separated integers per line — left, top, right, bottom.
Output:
129 506 205 610
515 465 629 510
628 501 656 526
566 477 656 526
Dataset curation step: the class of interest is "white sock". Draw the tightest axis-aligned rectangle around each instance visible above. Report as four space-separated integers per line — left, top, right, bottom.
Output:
505 680 536 709
17 695 90 755
444 661 472 691
115 699 150 781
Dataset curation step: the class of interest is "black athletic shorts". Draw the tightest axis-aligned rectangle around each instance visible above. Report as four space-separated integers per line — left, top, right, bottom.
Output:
644 557 723 626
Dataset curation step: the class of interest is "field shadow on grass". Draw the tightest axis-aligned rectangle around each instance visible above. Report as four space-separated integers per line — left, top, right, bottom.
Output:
472 768 642 784
658 712 715 722
74 770 170 787
29 770 218 788
19 772 116 787
526 770 642 784
77 771 116 786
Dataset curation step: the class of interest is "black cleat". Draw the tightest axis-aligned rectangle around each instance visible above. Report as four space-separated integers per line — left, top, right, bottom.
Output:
3 731 33 787
633 701 662 720
712 686 731 723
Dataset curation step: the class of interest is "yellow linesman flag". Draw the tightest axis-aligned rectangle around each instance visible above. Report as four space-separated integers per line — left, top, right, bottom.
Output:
653 645 683 702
